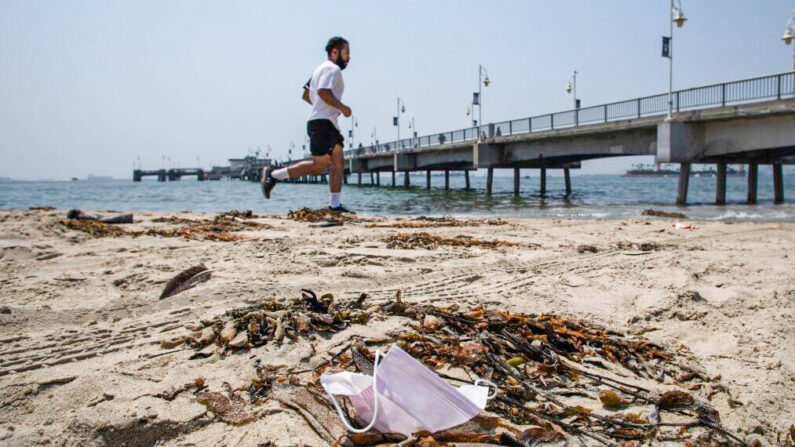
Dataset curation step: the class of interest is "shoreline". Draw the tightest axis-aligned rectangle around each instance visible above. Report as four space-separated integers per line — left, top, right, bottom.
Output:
0 208 792 445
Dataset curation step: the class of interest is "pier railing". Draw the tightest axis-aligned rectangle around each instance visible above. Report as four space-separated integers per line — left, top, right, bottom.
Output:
345 71 795 158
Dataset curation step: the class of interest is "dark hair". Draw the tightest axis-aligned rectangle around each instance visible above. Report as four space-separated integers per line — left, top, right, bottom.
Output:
325 36 349 56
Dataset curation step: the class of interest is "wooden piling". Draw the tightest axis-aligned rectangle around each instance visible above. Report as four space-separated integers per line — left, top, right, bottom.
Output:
370 172 374 185
426 170 431 189
392 171 396 187
486 168 494 195
357 171 362 186
747 163 758 204
404 171 410 188
464 170 470 190
444 170 450 190
564 168 571 197
513 168 520 196
773 163 784 204
676 163 691 206
376 171 380 186
716 163 726 205
540 168 547 196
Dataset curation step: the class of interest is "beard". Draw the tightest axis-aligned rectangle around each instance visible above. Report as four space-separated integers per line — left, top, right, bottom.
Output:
335 58 348 70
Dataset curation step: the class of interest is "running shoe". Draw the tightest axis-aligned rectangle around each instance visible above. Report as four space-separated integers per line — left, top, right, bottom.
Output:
328 205 356 214
260 166 277 199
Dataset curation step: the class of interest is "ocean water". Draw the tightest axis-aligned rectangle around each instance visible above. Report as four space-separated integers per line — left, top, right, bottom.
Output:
1 171 793 221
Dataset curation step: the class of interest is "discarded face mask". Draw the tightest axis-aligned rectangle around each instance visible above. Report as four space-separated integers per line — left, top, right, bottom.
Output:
320 344 497 436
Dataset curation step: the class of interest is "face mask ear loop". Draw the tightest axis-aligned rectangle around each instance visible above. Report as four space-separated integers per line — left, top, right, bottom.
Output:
474 378 499 400
325 349 381 433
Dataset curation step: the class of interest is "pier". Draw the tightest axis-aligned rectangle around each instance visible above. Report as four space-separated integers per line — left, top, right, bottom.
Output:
133 168 205 182
333 71 795 205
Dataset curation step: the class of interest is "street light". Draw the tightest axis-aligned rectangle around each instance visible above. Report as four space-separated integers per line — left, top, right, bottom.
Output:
566 70 579 110
473 65 490 137
783 8 795 70
408 117 416 138
666 0 688 119
394 98 406 141
349 115 358 148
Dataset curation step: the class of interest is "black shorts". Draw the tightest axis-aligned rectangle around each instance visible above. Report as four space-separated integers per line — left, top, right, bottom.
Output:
307 119 344 156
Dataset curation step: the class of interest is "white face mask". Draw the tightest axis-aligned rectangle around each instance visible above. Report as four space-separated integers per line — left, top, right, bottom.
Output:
320 344 497 436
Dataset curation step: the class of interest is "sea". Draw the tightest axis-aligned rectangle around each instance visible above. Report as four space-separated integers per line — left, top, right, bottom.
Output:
1 172 793 222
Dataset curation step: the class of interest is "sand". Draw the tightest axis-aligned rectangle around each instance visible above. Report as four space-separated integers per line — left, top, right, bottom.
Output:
0 208 792 446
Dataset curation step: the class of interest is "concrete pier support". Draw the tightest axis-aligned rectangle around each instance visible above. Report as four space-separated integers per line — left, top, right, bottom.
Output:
444 170 450 190
539 168 547 196
747 163 758 204
677 163 691 206
564 168 571 197
486 168 494 195
513 168 520 196
404 171 410 188
426 170 431 189
357 171 362 186
376 171 380 186
716 163 727 205
370 172 374 185
773 163 784 204
392 171 396 187
464 170 470 190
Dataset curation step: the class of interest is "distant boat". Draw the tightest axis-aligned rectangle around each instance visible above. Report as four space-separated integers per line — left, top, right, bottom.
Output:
71 177 78 181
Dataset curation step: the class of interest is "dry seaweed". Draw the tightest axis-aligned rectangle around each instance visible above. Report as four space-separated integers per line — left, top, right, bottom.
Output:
288 207 360 223
164 289 756 445
59 219 128 237
643 209 687 219
159 264 210 299
385 232 516 250
367 216 508 229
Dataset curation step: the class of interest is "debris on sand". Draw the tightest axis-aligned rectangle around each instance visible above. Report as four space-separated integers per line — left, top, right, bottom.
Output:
159 264 210 299
67 209 134 224
642 209 687 219
163 289 752 445
196 384 256 425
385 232 516 250
287 207 360 223
367 216 508 229
576 244 598 254
61 212 267 242
59 219 128 238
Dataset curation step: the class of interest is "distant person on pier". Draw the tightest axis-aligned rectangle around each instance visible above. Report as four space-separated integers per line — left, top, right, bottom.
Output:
261 36 353 213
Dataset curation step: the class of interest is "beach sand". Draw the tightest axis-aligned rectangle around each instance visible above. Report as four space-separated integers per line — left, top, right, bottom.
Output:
0 208 792 446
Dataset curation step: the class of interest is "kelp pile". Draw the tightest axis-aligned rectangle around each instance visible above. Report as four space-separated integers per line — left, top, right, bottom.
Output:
162 290 758 446
367 216 508 229
60 211 265 242
287 207 362 223
59 219 128 237
385 232 517 250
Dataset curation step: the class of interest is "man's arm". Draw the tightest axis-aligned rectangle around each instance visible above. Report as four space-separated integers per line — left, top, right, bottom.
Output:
301 78 311 105
318 89 351 117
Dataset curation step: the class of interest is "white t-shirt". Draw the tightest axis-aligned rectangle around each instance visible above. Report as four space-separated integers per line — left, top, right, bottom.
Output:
307 60 344 129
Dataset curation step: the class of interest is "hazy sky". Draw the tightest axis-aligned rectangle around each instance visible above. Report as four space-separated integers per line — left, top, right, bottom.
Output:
1 0 793 179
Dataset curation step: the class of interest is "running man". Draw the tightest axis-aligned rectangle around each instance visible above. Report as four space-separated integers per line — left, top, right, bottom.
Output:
261 36 353 212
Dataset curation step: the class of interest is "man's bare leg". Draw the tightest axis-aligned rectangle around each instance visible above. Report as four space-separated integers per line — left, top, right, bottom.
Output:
329 144 344 194
261 155 329 199
287 155 330 178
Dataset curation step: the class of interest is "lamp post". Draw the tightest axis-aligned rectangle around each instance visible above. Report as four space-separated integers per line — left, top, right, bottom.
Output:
666 0 688 119
349 115 358 148
566 71 578 109
783 8 795 70
394 98 406 141
473 65 490 137
408 117 416 138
